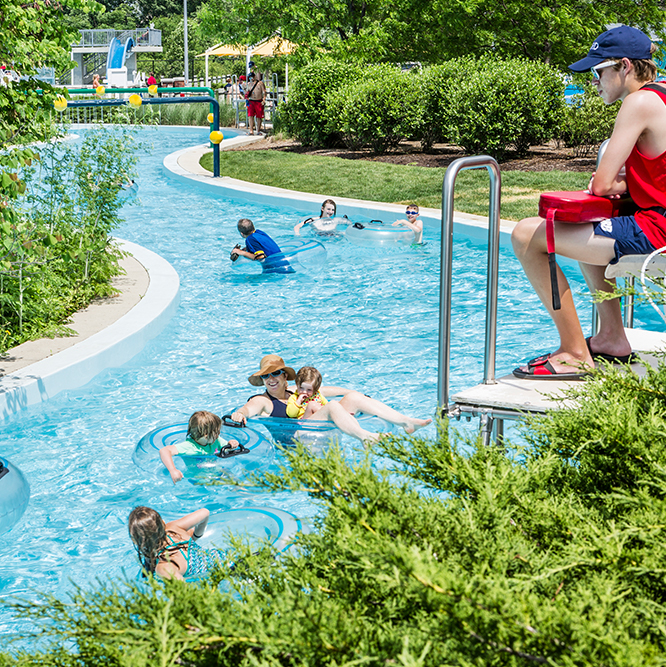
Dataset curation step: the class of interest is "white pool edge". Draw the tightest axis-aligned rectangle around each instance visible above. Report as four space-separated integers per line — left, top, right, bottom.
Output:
164 142 519 244
0 238 180 421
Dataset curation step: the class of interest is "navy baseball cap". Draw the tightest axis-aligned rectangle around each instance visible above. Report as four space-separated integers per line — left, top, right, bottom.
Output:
569 25 652 72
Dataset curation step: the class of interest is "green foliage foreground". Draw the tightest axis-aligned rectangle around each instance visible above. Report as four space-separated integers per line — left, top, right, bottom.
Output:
5 360 666 665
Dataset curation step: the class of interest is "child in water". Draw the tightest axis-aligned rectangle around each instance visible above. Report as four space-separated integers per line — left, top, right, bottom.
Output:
392 204 423 244
159 411 239 484
286 366 329 419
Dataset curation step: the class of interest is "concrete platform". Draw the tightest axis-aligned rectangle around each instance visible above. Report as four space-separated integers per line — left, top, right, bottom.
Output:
451 328 666 416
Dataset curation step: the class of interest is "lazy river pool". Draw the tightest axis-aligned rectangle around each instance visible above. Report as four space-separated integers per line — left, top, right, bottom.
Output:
1 125 663 636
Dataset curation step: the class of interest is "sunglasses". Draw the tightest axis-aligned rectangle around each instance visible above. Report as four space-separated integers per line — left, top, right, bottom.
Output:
406 210 419 215
260 370 284 380
591 60 618 80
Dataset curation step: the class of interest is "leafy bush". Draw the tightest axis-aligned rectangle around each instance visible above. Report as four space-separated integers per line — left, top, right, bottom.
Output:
280 58 362 146
0 125 138 353
326 65 421 153
444 57 565 159
7 362 666 665
416 60 476 151
558 82 619 157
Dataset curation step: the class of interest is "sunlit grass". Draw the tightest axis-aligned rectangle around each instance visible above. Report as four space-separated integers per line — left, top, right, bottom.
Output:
202 150 591 221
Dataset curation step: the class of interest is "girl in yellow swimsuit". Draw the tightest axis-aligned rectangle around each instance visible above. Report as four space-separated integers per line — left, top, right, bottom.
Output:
286 366 329 419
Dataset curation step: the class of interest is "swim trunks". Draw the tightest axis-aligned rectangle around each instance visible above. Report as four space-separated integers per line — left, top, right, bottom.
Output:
593 215 657 263
247 100 264 118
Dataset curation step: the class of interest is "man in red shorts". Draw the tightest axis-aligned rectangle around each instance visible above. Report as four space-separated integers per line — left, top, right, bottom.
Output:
245 72 266 135
511 25 666 379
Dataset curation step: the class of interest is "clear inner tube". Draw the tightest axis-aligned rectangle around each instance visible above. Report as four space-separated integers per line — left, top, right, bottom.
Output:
197 506 309 554
132 422 274 487
232 238 327 274
299 216 351 238
137 506 309 582
0 456 30 535
247 413 399 448
345 221 414 246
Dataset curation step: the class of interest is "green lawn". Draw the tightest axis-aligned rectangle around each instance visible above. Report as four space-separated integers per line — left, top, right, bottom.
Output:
201 150 591 221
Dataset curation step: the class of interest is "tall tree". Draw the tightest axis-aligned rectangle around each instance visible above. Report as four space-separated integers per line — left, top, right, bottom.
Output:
0 0 101 223
197 0 666 67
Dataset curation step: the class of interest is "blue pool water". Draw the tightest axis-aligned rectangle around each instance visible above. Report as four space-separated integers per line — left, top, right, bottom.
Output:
1 126 663 635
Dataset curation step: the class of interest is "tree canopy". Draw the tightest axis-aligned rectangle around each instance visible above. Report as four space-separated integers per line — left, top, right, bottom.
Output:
197 0 666 68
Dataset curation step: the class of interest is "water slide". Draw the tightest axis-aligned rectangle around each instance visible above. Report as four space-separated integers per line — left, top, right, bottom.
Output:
106 37 134 82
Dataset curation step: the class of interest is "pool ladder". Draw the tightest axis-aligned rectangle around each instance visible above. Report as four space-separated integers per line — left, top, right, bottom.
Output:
438 145 644 445
438 155 503 444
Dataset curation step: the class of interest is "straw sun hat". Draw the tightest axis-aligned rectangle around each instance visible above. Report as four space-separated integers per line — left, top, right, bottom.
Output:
248 354 296 386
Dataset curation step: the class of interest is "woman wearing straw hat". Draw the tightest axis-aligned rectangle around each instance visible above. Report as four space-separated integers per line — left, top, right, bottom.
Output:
230 354 431 443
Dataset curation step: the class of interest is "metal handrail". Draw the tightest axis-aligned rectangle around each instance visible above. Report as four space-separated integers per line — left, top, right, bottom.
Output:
438 155 502 411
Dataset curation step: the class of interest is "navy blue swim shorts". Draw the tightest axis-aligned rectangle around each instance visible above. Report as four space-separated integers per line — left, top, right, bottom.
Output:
593 215 656 264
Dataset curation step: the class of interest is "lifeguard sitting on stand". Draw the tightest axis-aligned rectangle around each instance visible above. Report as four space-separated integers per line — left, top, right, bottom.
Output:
511 25 666 380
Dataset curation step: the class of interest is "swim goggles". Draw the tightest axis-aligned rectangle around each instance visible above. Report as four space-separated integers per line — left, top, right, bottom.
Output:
406 210 419 215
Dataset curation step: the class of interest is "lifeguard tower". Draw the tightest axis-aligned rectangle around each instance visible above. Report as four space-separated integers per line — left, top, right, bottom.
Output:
69 28 163 87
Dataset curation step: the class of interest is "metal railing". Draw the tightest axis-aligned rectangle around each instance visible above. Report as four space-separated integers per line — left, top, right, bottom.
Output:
438 155 502 412
74 28 162 49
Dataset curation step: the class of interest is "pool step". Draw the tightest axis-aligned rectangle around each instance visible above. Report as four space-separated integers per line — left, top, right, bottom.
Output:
449 327 666 422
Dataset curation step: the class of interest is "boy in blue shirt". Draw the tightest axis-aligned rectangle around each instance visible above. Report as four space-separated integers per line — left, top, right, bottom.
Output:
230 218 293 273
231 218 281 261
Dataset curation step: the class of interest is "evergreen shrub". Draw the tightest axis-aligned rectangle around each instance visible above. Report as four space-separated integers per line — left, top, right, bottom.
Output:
436 57 565 159
558 83 619 157
325 65 421 153
279 59 362 146
7 361 666 665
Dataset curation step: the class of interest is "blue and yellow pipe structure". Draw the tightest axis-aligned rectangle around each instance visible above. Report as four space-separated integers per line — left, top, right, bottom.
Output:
66 87 218 137
64 95 221 177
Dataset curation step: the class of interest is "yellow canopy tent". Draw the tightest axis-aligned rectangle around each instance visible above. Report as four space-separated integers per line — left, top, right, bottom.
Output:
196 36 298 88
251 36 298 57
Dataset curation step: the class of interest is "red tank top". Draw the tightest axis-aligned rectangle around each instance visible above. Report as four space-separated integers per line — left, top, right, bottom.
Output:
625 83 666 248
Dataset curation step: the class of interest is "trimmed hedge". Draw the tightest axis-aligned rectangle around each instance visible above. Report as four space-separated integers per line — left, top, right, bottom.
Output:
443 57 565 159
279 59 362 146
326 65 421 153
559 82 619 157
416 60 476 151
282 57 566 158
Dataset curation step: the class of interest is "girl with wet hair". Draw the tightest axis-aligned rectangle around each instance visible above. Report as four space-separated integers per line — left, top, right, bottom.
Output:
128 506 225 580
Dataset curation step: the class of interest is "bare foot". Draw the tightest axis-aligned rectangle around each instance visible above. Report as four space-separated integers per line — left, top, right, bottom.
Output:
403 418 432 435
587 335 632 360
361 431 380 446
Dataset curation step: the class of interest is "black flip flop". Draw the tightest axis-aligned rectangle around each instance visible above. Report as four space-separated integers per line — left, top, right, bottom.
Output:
585 337 639 364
